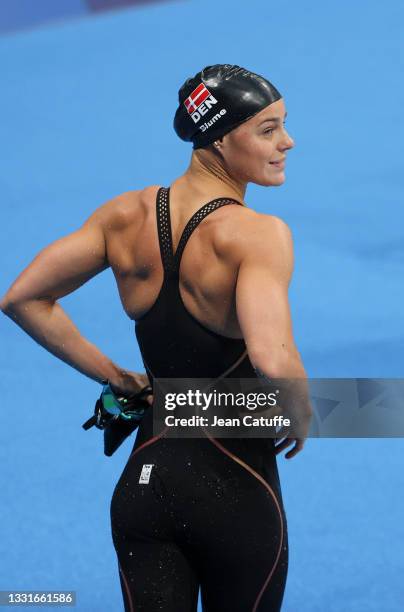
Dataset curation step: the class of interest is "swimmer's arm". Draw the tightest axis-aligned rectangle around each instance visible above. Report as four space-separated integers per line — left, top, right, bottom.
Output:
0 198 128 387
235 215 302 374
235 216 313 452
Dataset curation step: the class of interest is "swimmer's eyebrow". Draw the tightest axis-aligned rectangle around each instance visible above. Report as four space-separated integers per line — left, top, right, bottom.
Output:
259 111 288 125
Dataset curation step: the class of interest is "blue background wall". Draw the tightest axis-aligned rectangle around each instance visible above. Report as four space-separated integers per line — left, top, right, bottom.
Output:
1 1 403 610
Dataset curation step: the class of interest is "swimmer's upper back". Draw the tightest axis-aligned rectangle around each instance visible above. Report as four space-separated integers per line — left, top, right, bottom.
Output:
102 185 294 355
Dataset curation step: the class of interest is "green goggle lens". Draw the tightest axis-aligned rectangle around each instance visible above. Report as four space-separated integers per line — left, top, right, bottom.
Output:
101 383 146 420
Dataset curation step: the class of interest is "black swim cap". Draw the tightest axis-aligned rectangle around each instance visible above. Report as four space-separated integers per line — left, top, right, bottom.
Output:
173 64 282 150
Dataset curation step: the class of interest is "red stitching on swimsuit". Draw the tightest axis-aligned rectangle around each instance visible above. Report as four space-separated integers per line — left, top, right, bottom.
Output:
203 431 284 612
129 426 169 459
118 562 135 612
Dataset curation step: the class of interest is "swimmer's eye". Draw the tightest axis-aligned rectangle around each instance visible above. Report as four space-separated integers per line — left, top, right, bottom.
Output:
263 122 287 135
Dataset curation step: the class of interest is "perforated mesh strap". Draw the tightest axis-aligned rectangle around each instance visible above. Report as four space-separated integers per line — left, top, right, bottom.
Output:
156 186 175 272
173 196 243 272
156 186 243 275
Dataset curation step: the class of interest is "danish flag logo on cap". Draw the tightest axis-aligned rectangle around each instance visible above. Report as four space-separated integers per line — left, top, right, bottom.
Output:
184 83 213 114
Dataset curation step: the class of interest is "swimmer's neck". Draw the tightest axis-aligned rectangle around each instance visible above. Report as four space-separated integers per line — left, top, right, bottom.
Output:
175 149 247 204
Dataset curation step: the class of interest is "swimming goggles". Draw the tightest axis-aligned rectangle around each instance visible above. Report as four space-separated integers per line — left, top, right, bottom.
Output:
82 380 152 431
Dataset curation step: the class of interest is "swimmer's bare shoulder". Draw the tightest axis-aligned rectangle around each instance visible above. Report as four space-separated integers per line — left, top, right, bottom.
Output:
218 204 293 281
94 185 158 230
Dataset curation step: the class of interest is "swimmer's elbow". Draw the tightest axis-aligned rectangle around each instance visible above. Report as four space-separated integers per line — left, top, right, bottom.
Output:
0 295 16 314
249 349 307 380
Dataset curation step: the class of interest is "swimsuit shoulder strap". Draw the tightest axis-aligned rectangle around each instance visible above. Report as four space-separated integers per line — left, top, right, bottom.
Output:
156 186 175 274
156 186 243 277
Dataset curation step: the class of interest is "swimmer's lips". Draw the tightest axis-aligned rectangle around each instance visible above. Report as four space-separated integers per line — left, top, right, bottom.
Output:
269 157 286 169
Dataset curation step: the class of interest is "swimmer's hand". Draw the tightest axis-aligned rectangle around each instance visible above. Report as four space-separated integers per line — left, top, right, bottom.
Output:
110 370 154 406
238 402 311 459
274 406 312 459
274 437 305 459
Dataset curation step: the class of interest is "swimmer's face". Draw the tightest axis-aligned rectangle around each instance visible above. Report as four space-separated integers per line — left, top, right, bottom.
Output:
221 98 294 187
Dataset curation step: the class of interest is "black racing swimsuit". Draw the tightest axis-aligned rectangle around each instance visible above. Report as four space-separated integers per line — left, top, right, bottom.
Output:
110 187 289 612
